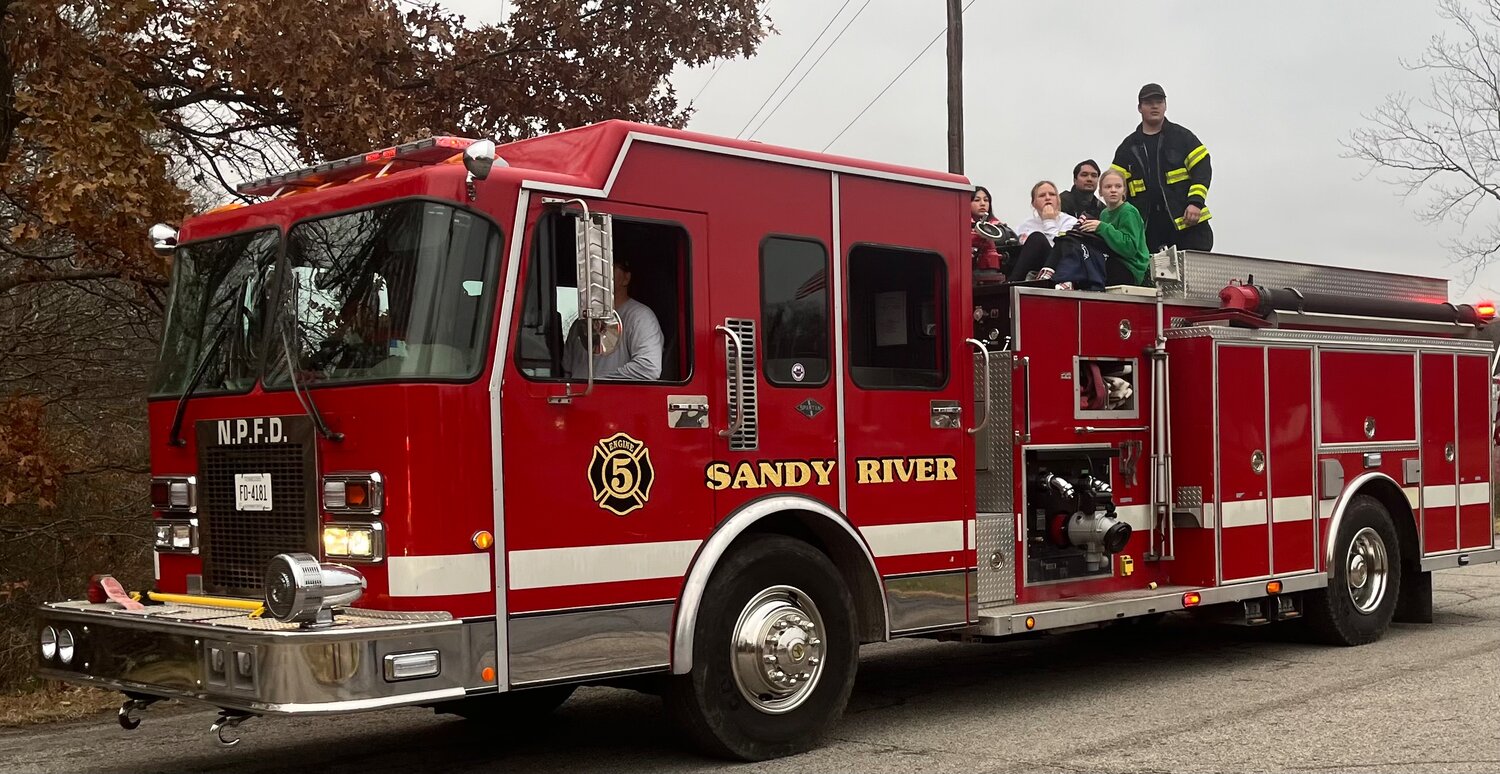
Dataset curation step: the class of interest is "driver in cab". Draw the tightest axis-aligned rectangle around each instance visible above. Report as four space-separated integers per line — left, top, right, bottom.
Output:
565 255 663 381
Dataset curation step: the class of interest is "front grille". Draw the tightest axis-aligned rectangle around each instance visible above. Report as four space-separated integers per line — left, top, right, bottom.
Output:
199 441 315 596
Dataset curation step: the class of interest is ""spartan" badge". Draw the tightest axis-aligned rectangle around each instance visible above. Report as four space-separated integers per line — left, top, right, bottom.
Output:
588 433 655 516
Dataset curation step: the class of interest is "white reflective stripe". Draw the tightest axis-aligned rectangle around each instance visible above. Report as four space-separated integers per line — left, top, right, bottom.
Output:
1271 495 1314 523
1220 498 1268 528
1318 499 1336 520
862 520 966 557
1424 485 1457 508
966 519 975 550
1115 504 1152 530
389 553 492 597
1202 503 1217 528
1460 482 1491 507
508 540 701 590
1403 486 1419 508
153 551 161 582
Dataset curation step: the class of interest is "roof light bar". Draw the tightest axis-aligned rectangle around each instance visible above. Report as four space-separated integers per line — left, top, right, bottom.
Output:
237 136 478 197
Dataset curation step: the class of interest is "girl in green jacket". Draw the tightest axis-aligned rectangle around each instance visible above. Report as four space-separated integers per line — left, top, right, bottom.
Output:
1077 168 1151 285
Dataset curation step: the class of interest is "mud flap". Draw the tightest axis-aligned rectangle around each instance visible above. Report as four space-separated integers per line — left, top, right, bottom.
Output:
1393 568 1433 624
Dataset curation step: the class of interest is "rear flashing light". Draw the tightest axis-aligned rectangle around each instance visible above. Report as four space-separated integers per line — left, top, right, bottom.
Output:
1182 592 1202 608
1477 300 1496 321
238 136 479 197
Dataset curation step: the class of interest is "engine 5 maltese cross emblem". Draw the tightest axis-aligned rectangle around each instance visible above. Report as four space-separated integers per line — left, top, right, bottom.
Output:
588 432 655 516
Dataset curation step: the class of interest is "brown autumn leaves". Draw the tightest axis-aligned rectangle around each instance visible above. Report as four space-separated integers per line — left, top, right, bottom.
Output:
0 0 767 687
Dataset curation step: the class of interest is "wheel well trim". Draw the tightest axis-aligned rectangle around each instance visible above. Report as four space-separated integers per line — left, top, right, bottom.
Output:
670 495 887 675
1324 471 1412 571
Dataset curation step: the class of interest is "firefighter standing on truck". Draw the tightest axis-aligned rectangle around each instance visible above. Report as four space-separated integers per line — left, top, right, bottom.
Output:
1111 83 1213 252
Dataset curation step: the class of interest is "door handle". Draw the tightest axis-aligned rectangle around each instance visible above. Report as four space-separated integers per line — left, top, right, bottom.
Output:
965 338 991 435
716 325 746 439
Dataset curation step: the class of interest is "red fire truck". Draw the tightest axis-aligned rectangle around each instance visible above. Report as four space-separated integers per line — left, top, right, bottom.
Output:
35 121 1498 760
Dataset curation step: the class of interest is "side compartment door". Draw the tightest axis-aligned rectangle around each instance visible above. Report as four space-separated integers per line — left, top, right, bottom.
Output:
1420 352 1457 555
1217 344 1270 582
1457 353 1493 549
500 200 712 686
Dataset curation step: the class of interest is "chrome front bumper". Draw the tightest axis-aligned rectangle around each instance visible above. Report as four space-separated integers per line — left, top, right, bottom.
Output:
35 600 496 715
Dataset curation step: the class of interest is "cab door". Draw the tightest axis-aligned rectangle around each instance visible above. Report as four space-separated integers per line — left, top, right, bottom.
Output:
702 167 840 529
499 198 713 683
836 176 971 630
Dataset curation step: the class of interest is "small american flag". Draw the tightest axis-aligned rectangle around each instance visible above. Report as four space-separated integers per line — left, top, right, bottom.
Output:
794 269 826 300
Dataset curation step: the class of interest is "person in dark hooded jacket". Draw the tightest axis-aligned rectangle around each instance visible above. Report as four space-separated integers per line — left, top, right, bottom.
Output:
1059 159 1104 221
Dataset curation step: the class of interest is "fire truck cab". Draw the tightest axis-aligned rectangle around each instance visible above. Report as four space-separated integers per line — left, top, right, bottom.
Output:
35 121 1499 760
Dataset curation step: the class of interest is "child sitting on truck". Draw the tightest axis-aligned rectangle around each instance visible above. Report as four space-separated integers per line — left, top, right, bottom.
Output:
1076 168 1150 286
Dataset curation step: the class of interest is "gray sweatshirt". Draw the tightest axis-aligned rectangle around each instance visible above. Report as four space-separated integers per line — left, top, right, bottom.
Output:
565 298 664 380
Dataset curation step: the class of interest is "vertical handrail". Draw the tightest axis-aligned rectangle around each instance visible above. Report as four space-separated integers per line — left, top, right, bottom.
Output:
1016 356 1032 443
964 338 991 434
717 325 746 439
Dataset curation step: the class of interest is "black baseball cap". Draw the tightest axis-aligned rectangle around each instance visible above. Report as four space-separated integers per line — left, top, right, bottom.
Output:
1138 83 1166 102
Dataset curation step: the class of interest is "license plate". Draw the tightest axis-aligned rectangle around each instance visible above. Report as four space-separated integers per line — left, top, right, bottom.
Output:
234 473 273 512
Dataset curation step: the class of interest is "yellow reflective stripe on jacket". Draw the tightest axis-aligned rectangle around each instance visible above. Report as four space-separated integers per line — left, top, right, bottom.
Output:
1185 145 1209 170
1187 184 1209 200
1129 179 1146 195
1174 207 1213 230
1165 167 1189 184
1111 163 1132 179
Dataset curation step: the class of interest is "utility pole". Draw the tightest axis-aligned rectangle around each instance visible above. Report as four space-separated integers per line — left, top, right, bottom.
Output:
945 0 964 174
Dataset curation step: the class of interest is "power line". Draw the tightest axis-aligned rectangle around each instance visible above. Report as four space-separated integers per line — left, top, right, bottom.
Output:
821 0 978 153
747 0 874 140
688 60 725 106
736 0 856 139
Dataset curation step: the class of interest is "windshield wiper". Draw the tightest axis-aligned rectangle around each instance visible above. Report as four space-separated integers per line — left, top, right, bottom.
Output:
166 310 237 447
278 316 343 442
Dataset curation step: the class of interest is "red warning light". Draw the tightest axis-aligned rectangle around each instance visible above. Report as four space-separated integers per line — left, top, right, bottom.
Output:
1476 300 1496 321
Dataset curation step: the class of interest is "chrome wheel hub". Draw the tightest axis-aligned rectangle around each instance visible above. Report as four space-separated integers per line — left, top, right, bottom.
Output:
732 586 826 714
1346 527 1389 614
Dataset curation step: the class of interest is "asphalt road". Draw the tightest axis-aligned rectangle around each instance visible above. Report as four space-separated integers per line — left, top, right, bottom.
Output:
6 565 1500 774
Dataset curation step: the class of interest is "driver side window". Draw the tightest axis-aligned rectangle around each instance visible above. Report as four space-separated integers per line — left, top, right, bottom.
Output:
516 213 691 383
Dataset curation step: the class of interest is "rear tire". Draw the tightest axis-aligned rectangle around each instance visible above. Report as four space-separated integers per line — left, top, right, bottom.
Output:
666 534 858 761
1306 494 1401 646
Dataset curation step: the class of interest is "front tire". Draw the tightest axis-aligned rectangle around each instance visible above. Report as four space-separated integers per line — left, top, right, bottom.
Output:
1306 494 1401 646
666 534 858 761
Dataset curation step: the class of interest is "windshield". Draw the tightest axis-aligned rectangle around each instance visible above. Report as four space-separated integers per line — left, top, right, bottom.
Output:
151 229 279 397
266 200 500 386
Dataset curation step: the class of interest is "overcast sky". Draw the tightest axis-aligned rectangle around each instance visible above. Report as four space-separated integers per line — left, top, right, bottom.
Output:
450 0 1498 302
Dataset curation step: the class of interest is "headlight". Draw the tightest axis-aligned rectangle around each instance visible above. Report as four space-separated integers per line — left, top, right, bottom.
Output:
322 522 383 561
264 553 366 627
56 628 75 665
153 519 199 553
40 626 57 660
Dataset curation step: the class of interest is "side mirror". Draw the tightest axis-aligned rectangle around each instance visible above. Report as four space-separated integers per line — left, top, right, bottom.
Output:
462 140 500 202
575 211 619 355
463 140 498 181
149 223 178 257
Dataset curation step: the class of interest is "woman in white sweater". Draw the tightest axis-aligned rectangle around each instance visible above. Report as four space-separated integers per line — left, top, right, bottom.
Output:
1006 180 1079 282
